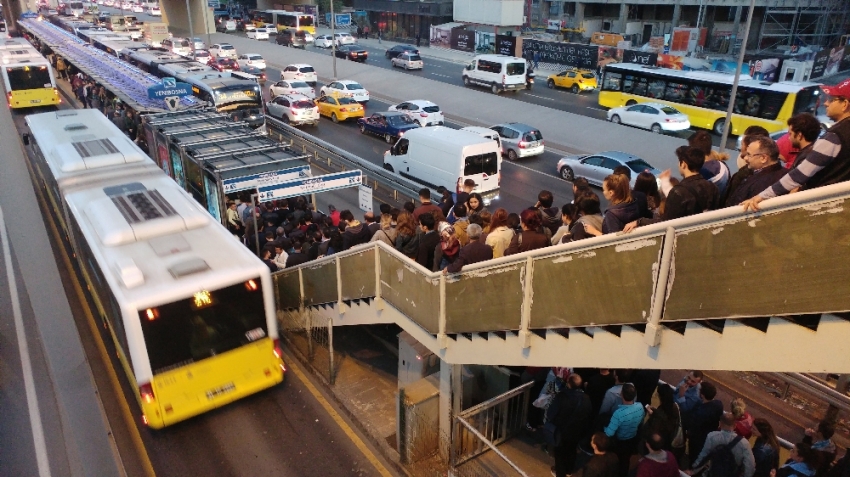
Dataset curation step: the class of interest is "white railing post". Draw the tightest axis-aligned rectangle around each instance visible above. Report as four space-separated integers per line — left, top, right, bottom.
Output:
335 256 346 314
519 256 534 348
645 227 675 347
374 245 384 310
438 272 447 349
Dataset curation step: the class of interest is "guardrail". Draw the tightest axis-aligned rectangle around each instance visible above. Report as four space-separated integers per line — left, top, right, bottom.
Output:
772 373 850 414
264 116 437 208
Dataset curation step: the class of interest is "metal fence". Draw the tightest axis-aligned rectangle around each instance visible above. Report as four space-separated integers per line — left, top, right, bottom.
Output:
452 381 533 468
278 308 340 385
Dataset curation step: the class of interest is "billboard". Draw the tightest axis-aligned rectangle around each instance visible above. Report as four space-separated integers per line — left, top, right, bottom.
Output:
521 40 597 69
825 46 845 77
622 50 657 67
810 48 830 79
495 35 516 56
450 29 475 53
749 58 782 82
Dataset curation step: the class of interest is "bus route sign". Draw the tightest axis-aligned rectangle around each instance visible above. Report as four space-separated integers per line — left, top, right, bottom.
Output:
147 77 191 100
257 170 362 202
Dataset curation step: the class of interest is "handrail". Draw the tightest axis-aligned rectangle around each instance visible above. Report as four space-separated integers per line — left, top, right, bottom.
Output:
771 373 850 414
455 416 528 477
458 381 534 418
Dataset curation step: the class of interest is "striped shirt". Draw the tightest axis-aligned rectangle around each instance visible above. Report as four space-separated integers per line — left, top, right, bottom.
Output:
759 131 843 199
604 402 645 440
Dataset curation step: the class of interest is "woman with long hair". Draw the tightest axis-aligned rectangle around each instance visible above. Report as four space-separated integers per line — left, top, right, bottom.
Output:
370 213 398 247
634 171 662 219
467 193 489 220
643 384 682 458
394 211 419 258
485 208 515 258
584 174 641 236
775 442 817 477
752 418 781 477
505 209 549 255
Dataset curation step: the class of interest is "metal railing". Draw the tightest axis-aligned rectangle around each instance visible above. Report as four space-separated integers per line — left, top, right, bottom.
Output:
264 116 437 208
452 381 533 469
772 373 850 414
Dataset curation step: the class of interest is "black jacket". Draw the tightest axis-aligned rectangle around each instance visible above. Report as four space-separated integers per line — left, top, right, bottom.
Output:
639 174 719 226
285 252 310 268
416 230 440 270
342 222 371 250
725 162 788 207
446 240 493 273
547 387 593 443
603 199 642 233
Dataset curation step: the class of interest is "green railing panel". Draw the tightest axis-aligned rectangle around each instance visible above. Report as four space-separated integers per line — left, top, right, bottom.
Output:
275 270 302 310
340 248 376 300
379 248 440 334
665 200 850 320
531 236 664 328
301 261 338 306
445 263 525 333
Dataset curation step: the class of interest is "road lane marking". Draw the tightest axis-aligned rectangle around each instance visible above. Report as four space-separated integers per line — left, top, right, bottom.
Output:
0 205 51 477
430 73 451 78
286 358 394 477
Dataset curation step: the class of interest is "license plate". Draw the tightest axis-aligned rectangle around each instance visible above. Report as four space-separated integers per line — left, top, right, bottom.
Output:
205 382 236 400
30 99 42 104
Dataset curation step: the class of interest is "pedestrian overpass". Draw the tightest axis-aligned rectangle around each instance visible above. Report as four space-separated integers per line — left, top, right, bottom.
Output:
274 180 850 373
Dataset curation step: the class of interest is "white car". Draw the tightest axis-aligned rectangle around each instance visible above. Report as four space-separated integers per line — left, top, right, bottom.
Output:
149 6 160 15
281 63 317 86
262 24 277 35
191 37 206 50
132 4 143 12
303 32 314 43
320 80 369 103
606 102 691 134
266 93 319 127
333 32 355 46
127 27 142 39
314 35 334 48
391 51 423 70
246 29 268 40
269 80 315 99
236 53 266 70
388 100 443 126
192 49 211 62
209 43 237 59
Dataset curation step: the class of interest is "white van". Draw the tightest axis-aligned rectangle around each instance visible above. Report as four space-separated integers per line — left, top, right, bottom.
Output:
462 54 527 94
460 126 501 150
384 127 501 203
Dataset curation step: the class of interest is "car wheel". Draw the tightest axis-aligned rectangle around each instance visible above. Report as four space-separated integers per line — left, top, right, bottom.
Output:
610 114 621 124
383 164 394 172
385 51 390 58
626 99 637 106
547 79 555 89
463 76 470 86
571 84 580 94
385 134 393 144
491 84 500 94
282 114 290 124
331 113 339 123
651 123 662 134
507 149 518 161
560 166 574 181
713 118 727 136
359 124 366 134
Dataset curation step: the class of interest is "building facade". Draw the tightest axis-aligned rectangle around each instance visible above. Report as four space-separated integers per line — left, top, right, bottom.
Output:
352 0 453 40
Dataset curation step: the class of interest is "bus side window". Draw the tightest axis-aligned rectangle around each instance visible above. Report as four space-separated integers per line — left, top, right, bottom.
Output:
705 86 731 111
760 92 787 120
602 72 622 91
647 79 665 99
664 81 688 102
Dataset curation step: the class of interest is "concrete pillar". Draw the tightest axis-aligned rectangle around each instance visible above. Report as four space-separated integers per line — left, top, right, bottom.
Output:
574 2 585 27
439 358 461 463
671 0 682 30
618 3 627 33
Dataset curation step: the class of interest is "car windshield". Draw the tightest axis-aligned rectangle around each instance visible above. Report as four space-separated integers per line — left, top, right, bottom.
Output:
345 83 363 90
506 62 526 75
290 81 309 88
422 105 440 113
661 107 681 115
248 55 262 60
387 115 414 126
299 66 314 73
221 45 234 49
292 100 314 109
626 159 654 173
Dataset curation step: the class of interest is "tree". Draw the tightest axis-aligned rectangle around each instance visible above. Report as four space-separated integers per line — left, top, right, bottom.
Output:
316 0 345 19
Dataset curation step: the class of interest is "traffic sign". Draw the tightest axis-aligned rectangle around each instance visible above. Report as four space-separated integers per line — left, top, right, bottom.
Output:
257 170 362 202
358 184 373 212
147 77 191 100
222 165 312 193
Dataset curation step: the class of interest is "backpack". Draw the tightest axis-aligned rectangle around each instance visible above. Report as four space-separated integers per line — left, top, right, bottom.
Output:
705 435 744 477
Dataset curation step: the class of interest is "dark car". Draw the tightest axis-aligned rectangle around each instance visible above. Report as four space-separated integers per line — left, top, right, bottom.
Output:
357 112 419 143
208 57 240 72
385 44 419 59
276 29 307 48
335 44 368 62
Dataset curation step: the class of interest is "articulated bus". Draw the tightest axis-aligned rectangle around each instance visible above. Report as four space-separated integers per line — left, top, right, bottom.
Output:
1 46 61 109
157 65 264 127
23 109 285 429
598 62 823 135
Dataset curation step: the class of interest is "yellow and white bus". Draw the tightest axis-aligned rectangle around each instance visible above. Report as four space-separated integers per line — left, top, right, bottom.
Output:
24 109 285 429
1 47 61 109
598 62 823 135
273 11 315 34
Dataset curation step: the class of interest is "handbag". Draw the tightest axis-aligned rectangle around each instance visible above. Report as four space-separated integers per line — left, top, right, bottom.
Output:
671 403 685 448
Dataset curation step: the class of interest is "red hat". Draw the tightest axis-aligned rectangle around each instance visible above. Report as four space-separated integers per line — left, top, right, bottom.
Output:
821 79 850 98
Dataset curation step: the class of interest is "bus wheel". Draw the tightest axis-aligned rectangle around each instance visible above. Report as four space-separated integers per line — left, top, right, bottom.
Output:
626 99 637 106
713 119 727 135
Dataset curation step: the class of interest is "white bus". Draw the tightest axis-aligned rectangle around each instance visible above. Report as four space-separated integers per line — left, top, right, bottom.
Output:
23 109 285 429
64 1 86 17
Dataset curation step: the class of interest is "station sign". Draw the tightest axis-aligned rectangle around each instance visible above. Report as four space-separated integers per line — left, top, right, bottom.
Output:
257 170 362 202
222 164 311 193
147 77 191 100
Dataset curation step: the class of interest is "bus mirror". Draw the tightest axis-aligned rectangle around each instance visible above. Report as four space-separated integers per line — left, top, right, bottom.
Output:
22 133 30 146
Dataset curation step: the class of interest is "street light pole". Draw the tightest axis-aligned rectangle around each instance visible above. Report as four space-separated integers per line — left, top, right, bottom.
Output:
719 0 756 156
330 0 337 80
206 6 212 48
185 0 196 52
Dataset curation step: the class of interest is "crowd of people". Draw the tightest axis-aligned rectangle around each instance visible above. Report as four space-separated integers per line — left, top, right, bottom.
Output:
521 367 848 477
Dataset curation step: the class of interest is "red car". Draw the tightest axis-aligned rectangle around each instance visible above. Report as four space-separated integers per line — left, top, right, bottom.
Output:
208 57 240 72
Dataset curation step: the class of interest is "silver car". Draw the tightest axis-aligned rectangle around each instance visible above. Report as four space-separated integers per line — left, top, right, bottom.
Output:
556 151 661 188
489 123 544 161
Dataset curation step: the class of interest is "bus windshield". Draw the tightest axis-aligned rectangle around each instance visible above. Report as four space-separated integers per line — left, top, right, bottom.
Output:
139 279 267 374
70 2 84 8
213 84 262 110
6 66 52 91
298 15 313 27
793 85 822 116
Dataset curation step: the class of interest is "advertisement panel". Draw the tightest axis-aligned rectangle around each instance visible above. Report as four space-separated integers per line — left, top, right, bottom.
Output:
597 46 622 70
450 29 475 53
495 34 517 56
749 58 782 82
810 48 830 79
521 40 597 69
622 50 657 67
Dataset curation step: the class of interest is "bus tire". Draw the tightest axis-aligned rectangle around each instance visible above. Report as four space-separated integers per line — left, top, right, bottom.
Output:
626 99 637 106
713 119 727 135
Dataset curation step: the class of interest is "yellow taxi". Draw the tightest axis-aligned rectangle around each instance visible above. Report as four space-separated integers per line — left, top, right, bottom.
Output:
316 94 365 123
546 68 598 94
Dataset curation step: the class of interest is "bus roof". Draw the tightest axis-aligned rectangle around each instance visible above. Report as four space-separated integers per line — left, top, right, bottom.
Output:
0 37 35 50
605 62 823 92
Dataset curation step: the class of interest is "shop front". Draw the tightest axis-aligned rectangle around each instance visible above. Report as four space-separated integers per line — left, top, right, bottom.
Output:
353 0 452 41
